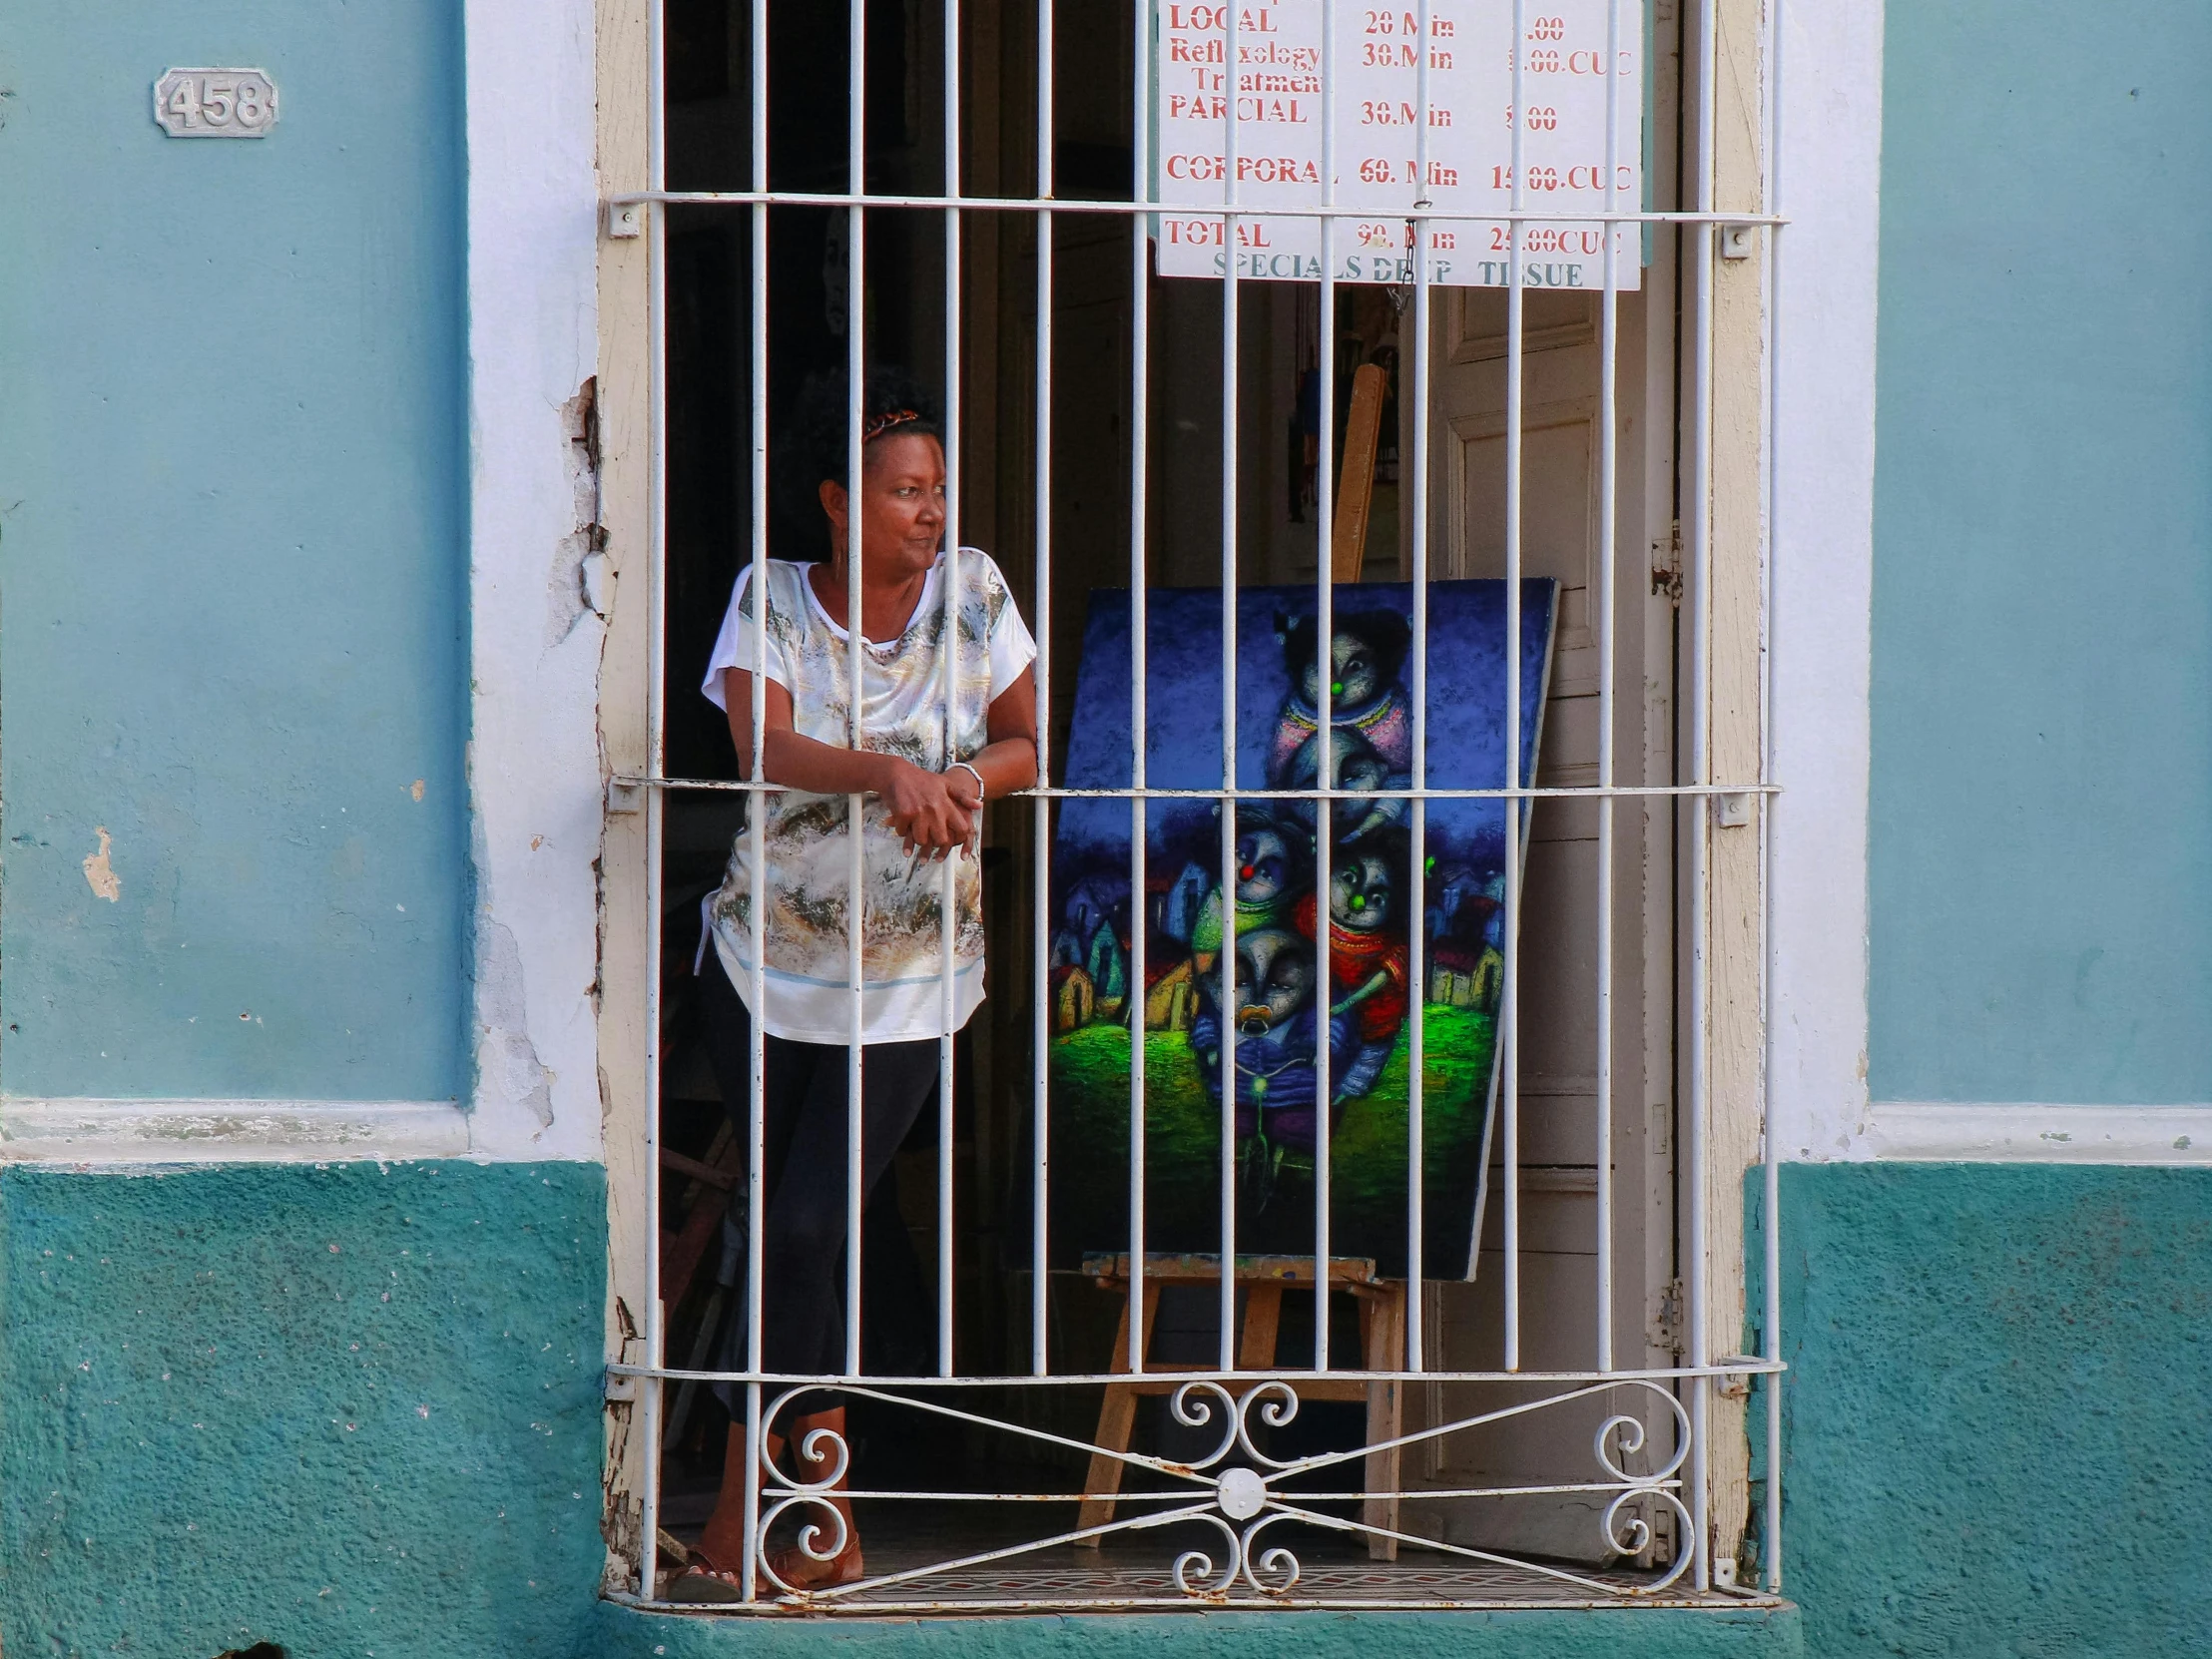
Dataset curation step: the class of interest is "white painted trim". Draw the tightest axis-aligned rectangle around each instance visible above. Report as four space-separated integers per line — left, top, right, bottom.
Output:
1767 0 1882 1166
1759 12 2203 1175
0 1100 471 1163
1849 1103 2212 1165
461 0 607 1160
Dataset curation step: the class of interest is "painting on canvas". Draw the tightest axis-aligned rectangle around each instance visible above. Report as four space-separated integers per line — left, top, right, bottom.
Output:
1044 580 1556 1279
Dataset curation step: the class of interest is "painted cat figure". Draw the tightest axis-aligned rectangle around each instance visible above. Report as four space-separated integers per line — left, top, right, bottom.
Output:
1189 814 1303 958
1268 609 1415 790
1190 925 1360 1161
1293 830 1411 1102
1284 723 1411 845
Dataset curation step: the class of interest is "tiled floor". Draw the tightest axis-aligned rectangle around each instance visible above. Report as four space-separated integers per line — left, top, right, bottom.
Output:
807 1552 1727 1610
660 1510 1757 1611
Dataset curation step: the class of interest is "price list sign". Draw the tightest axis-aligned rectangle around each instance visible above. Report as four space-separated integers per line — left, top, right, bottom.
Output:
1154 2 1643 289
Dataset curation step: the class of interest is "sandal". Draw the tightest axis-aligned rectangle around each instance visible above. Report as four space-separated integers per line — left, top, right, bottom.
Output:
663 1539 866 1600
765 1540 866 1592
665 1544 747 1605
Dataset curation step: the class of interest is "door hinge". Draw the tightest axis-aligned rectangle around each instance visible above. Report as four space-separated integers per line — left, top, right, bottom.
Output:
1649 1277 1685 1354
1651 522 1683 605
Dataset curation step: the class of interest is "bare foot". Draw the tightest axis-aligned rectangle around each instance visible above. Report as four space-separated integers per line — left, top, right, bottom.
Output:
687 1424 789 1577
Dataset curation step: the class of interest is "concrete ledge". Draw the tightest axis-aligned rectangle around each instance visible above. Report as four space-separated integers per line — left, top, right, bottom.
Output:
1859 1102 2212 1163
0 1098 471 1163
588 1602 1804 1659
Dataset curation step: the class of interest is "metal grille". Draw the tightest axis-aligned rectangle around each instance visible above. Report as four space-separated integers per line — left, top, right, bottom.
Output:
606 0 1786 1613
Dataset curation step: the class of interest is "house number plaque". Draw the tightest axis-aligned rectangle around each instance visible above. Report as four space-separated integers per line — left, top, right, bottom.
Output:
154 68 279 138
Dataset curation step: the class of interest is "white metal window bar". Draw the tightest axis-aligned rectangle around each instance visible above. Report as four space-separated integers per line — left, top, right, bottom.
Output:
609 0 1786 1613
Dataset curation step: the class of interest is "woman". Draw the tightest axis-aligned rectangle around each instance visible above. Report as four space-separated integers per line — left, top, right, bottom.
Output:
672 368 1038 1599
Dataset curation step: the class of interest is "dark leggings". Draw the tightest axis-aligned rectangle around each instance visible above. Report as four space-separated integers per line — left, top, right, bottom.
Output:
697 953 940 1378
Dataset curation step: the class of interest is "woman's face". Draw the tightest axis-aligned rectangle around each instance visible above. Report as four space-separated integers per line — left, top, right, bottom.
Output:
821 431 946 581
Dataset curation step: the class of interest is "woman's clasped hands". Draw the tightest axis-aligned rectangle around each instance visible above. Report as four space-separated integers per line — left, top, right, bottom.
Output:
878 758 984 860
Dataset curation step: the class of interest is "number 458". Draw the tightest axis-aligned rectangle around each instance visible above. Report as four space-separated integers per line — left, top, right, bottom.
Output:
169 76 269 127
155 69 277 136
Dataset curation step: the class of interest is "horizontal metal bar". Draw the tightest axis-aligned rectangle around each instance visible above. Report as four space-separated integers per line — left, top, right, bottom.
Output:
615 775 1780 802
610 188 1782 228
615 1591 1785 1615
1268 1482 1682 1502
720 1479 1680 1503
610 1361 1785 1385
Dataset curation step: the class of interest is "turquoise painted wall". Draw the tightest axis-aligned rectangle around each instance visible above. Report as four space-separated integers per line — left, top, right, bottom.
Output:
1869 1 2212 1101
0 1160 1802 1659
598 1604 1800 1659
0 3 468 1101
0 1161 606 1659
1770 1164 2212 1658
23 1162 2198 1659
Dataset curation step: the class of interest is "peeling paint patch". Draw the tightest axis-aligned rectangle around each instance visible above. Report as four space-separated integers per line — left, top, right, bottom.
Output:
82 828 121 902
474 917 555 1131
546 377 608 648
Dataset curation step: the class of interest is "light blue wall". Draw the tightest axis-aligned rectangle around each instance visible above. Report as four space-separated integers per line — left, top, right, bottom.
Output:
0 2 468 1101
1869 1 2212 1102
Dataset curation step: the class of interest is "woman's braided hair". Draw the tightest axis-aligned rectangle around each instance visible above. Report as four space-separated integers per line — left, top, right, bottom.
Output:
776 364 943 561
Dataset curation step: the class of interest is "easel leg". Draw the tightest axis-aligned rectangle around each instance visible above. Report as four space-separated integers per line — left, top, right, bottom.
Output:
1238 1281 1284 1371
1077 1282 1159 1542
1363 1282 1407 1560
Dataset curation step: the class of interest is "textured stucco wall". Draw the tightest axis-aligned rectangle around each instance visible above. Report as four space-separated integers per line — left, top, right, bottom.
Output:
1774 1163 2212 1657
1869 0 2212 1102
594 1165 2206 1659
0 1161 605 1658
5 1159 2206 1658
0 1 469 1102
594 1604 1801 1658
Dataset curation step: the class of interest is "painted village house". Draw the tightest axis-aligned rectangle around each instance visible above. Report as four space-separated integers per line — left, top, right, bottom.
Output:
1 3 2208 1656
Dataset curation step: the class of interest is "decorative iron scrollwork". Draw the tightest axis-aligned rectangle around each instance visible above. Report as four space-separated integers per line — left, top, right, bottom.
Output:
715 1373 1716 1609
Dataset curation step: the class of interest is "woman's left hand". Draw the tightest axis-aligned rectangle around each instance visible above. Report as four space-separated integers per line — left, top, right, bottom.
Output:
943 765 984 815
942 766 985 854
878 758 975 858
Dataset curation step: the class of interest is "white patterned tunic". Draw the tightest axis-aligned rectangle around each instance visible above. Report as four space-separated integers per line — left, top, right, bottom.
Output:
700 549 1035 1042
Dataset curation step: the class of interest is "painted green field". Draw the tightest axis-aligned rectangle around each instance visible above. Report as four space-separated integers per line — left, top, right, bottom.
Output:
1046 1005 1494 1275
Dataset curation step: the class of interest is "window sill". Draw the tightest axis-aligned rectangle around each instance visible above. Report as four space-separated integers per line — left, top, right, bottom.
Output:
0 1098 470 1163
592 1597 1802 1657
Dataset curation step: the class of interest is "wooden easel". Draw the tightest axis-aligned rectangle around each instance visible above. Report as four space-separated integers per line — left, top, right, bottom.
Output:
1331 361 1389 583
1075 1252 1408 1561
1076 363 1404 1556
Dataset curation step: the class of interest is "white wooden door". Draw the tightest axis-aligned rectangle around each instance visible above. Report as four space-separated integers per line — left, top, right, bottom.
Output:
1396 277 1683 1566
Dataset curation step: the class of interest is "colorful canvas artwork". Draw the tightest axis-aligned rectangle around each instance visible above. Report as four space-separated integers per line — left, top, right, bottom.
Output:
1045 580 1557 1279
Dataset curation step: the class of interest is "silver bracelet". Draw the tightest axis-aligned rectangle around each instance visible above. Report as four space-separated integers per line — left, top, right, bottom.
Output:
947 761 987 802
